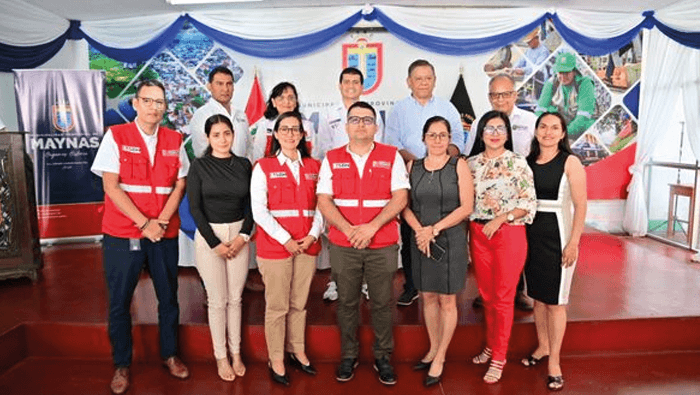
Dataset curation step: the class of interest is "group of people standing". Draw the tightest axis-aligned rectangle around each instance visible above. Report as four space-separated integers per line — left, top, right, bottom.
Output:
92 59 586 394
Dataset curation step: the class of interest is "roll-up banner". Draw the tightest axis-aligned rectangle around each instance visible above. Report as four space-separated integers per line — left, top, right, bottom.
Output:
14 70 105 240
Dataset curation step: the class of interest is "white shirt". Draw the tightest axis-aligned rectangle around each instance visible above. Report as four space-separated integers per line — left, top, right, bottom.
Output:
465 106 538 156
250 150 324 245
316 143 410 196
248 117 317 164
91 119 189 178
187 99 249 158
317 102 385 159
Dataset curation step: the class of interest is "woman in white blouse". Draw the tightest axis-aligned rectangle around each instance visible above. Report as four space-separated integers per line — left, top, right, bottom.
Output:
250 111 323 386
467 110 537 384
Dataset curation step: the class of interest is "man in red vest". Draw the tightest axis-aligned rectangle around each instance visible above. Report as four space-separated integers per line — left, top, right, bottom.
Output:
91 80 189 394
317 101 409 386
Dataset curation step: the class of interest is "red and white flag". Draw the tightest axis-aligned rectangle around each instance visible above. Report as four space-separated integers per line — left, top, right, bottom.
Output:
245 71 266 125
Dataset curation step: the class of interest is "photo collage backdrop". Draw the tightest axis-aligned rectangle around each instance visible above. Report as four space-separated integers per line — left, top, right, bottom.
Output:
484 20 641 166
90 20 641 168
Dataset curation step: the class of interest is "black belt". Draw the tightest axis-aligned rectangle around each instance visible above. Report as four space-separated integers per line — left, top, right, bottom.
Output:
471 219 490 225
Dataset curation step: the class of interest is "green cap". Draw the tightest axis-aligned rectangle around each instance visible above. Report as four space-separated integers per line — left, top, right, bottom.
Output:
554 52 577 73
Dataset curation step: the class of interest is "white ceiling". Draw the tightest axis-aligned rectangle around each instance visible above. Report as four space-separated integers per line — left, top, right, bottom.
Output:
22 0 683 20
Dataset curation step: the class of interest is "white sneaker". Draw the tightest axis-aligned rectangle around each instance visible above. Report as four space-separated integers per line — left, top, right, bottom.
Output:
361 283 370 300
323 281 338 301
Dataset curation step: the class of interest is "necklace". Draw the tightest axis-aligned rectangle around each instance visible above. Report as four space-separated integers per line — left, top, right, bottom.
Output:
425 155 447 183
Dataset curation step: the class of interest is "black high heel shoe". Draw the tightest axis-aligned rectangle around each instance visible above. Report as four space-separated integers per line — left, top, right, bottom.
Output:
424 373 441 387
288 352 317 376
424 361 443 387
521 354 548 367
412 360 432 371
268 361 290 386
547 375 564 391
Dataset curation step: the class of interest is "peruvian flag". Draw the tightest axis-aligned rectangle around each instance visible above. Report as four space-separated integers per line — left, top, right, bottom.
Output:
245 72 266 124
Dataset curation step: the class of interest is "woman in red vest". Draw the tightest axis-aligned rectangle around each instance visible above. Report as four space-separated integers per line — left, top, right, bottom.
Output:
249 82 316 163
250 111 323 386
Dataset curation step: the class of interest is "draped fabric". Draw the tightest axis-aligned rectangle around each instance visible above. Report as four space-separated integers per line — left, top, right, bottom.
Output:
79 15 187 64
369 7 548 55
186 11 363 58
0 0 69 45
188 7 360 40
622 28 700 236
550 11 653 56
4 2 700 68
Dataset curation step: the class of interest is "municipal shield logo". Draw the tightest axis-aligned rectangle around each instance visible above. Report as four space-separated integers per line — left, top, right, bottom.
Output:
52 103 75 133
343 38 383 95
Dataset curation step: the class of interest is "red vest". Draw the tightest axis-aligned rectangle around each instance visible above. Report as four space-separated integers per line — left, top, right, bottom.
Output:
102 123 182 239
326 143 399 249
265 136 313 159
255 156 322 259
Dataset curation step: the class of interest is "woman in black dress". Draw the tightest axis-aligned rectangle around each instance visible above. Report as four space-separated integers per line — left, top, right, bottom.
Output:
402 116 473 387
522 112 587 391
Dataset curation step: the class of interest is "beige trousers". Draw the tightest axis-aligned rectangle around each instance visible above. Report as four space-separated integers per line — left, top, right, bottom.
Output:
257 253 316 361
194 220 249 360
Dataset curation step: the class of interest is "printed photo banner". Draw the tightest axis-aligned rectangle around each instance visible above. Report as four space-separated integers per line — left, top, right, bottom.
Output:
484 21 641 166
14 70 105 239
92 20 639 194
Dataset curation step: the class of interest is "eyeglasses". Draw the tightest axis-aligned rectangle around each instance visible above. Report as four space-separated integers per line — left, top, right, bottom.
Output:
138 97 166 109
483 125 507 136
277 126 302 135
488 91 515 100
347 116 376 126
425 132 450 140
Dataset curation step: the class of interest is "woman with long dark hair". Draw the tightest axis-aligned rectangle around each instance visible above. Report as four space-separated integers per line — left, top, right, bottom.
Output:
402 116 473 387
521 112 587 391
187 114 253 382
249 82 316 163
250 111 323 386
467 110 537 384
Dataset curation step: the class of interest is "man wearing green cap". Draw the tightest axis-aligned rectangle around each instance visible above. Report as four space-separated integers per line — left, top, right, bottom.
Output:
536 51 596 136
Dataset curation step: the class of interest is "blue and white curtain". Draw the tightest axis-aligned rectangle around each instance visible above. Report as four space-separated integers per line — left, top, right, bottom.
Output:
3 1 700 68
4 0 700 237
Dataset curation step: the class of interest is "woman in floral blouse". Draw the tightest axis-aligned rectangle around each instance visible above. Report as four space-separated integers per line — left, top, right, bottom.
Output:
467 110 537 384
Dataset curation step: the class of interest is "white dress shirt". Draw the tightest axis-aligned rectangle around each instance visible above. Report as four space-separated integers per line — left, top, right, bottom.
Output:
317 102 384 159
187 99 249 158
250 150 324 245
249 117 317 163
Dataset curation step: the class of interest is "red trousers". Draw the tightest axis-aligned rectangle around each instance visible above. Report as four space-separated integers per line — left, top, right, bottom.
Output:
470 222 528 361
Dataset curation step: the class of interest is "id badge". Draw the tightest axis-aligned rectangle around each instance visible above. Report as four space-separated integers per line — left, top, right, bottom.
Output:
129 238 141 251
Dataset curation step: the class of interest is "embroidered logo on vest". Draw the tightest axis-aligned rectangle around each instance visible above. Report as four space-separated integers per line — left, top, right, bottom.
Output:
372 160 391 169
305 173 318 180
122 145 141 154
161 149 179 157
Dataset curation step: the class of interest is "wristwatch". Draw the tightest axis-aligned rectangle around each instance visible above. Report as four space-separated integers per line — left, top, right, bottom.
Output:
506 213 515 223
432 226 440 237
239 234 251 242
